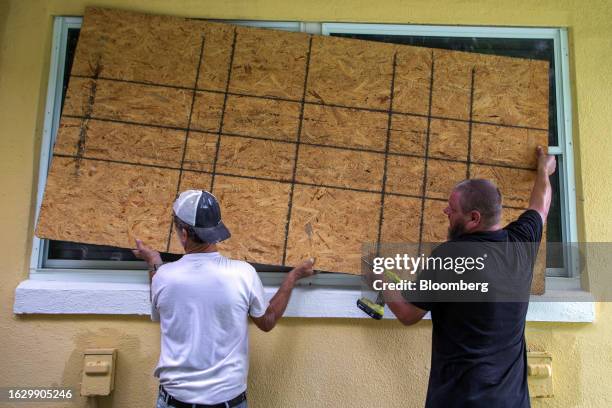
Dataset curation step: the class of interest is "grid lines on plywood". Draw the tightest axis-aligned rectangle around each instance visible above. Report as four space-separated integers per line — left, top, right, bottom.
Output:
37 7 549 277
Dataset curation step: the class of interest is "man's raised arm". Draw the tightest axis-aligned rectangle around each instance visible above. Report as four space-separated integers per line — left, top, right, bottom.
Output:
250 259 315 332
528 146 557 223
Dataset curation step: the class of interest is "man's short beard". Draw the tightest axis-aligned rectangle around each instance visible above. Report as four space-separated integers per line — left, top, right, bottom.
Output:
448 222 467 240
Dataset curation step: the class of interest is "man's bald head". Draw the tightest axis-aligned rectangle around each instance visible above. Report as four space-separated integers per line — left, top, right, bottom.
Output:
453 179 503 229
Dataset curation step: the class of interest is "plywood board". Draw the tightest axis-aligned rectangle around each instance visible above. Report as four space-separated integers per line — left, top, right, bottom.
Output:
285 186 381 272
37 7 549 292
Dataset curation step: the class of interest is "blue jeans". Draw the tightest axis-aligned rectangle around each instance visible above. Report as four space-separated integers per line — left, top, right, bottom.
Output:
156 393 248 408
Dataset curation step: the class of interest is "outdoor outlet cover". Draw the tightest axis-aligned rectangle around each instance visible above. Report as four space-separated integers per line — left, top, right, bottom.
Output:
80 348 117 396
527 351 553 398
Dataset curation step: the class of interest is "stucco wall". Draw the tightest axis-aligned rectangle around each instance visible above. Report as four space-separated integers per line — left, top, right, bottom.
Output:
1 1 611 407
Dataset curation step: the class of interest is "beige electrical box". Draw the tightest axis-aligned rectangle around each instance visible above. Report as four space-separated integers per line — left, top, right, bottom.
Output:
527 351 553 398
80 348 117 396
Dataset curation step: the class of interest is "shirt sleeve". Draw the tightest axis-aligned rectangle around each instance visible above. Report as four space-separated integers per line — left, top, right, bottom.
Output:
505 209 544 244
248 266 269 318
150 271 162 322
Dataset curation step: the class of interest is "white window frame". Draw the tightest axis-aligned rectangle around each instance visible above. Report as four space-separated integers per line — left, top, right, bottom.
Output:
15 17 593 321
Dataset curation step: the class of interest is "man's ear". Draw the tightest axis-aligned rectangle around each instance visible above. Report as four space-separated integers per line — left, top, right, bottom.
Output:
174 226 187 243
468 210 482 228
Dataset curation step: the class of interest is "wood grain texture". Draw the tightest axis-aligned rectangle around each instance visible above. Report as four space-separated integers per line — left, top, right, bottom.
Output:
64 77 192 128
191 91 225 132
36 157 178 252
429 119 469 161
52 117 83 157
223 95 301 141
197 23 235 92
422 199 448 242
72 7 206 87
230 27 310 99
215 136 295 180
183 131 218 172
296 145 384 191
285 186 380 274
302 104 388 151
213 175 291 265
380 195 421 243
54 118 185 167
471 123 548 168
426 159 468 199
394 46 433 116
473 55 549 129
38 7 550 281
389 114 428 155
306 35 395 110
432 49 479 120
471 164 536 208
385 155 424 196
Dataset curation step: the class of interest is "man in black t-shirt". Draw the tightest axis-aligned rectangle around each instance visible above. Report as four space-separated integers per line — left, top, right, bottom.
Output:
384 147 556 407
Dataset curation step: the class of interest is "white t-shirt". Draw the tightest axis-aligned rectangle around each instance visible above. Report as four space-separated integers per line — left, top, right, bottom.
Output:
150 252 269 404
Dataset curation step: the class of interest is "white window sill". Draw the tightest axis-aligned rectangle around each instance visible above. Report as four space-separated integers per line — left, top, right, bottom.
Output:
14 278 595 322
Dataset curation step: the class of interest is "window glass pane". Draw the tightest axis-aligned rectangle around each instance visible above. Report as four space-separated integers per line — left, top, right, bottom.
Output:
60 28 80 113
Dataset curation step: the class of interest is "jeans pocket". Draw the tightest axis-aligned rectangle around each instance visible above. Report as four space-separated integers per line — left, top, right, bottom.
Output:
156 394 167 408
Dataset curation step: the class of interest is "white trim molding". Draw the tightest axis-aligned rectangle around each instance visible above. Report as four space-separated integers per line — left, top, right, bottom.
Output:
14 280 595 322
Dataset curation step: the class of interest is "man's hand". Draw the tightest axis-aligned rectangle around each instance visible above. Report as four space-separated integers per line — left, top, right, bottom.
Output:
288 258 316 281
536 146 556 176
132 239 162 270
251 258 316 332
529 146 555 223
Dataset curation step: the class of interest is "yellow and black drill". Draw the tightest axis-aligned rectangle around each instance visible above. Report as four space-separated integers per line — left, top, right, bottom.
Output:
357 267 402 320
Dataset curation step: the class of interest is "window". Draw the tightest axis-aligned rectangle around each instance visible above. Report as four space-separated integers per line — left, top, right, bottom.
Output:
322 24 578 279
31 17 359 288
31 18 577 286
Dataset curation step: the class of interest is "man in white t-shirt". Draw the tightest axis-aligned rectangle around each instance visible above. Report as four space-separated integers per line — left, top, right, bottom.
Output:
133 190 315 408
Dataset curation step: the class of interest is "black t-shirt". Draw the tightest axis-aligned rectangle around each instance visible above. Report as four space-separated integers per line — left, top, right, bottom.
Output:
408 210 543 408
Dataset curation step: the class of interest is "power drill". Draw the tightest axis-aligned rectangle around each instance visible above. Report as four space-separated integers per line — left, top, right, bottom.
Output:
357 269 402 320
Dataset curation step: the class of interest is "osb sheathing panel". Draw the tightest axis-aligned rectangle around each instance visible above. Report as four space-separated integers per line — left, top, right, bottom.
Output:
285 186 381 273
183 131 218 172
429 119 469 161
55 118 185 167
215 136 295 181
296 145 385 191
302 104 388 151
37 8 549 287
307 35 395 110
222 95 301 141
214 176 291 265
64 78 193 127
230 27 310 99
380 196 422 243
389 115 428 155
37 157 178 250
471 124 548 168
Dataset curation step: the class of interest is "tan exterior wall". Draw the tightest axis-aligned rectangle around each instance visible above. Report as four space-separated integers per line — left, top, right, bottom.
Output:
1 0 611 407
